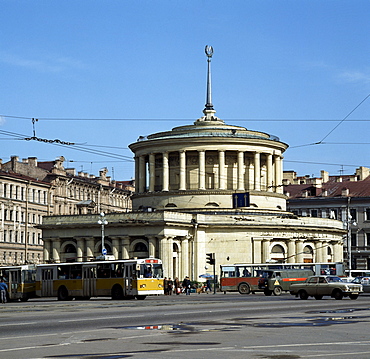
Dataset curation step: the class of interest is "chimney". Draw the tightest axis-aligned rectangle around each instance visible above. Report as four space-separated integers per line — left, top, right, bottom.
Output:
341 188 349 196
321 170 329 183
28 157 38 167
356 166 370 181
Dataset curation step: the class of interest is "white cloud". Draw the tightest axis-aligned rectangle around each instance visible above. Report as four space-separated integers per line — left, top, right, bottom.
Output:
337 70 370 84
0 51 86 73
0 116 5 126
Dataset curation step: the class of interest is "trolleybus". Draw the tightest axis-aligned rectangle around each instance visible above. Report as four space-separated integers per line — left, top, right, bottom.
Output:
0 264 36 301
220 262 344 295
35 257 164 300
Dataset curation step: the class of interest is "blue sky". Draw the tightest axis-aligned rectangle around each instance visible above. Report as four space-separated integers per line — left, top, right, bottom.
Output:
2 1 370 181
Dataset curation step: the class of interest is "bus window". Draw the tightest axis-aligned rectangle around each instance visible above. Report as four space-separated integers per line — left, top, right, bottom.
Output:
221 267 236 278
58 267 70 279
113 263 124 277
97 264 111 278
152 264 163 278
70 265 82 279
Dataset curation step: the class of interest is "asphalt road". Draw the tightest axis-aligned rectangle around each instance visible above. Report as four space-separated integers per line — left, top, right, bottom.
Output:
1 292 370 359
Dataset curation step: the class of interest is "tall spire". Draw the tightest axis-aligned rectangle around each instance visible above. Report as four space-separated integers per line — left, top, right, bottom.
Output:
205 45 214 111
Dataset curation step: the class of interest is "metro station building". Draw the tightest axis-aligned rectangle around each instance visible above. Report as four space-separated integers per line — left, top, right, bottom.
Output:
39 48 345 280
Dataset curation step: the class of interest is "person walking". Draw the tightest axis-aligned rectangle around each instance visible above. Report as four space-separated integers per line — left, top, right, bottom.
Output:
0 278 8 304
163 277 168 295
174 277 180 295
168 278 173 295
182 276 191 295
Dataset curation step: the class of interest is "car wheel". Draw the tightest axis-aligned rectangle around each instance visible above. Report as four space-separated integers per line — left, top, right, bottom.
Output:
238 283 251 295
314 295 323 300
299 290 308 300
333 289 343 300
349 294 359 300
273 286 283 296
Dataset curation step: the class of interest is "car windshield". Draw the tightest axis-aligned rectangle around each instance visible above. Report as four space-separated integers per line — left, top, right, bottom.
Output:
326 276 343 283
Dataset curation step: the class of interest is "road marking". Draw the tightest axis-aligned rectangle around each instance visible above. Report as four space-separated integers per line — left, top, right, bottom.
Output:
0 322 38 327
60 314 144 322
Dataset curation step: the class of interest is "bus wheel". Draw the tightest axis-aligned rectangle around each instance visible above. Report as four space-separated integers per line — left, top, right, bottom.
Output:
136 295 146 300
273 286 283 296
264 288 273 296
57 286 69 301
111 285 124 300
238 283 251 295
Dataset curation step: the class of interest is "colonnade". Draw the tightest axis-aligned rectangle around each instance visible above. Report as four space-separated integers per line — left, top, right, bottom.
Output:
135 150 283 194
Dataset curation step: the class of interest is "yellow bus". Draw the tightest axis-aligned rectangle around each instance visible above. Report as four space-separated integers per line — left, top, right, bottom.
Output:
35 258 164 300
0 264 37 301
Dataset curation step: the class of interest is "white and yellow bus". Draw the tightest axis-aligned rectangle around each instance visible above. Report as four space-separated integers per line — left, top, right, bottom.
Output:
0 264 37 301
35 258 164 300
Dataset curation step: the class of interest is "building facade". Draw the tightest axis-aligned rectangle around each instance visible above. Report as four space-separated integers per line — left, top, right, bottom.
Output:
38 48 345 280
285 167 370 272
0 156 133 265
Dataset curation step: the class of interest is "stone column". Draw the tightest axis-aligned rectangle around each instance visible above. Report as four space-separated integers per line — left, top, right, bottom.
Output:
43 238 51 262
52 238 61 263
179 150 186 191
148 236 157 258
167 236 174 278
134 156 140 193
296 240 304 263
162 152 169 191
122 236 130 259
139 155 146 193
76 238 84 262
315 241 324 262
86 238 95 259
181 236 189 278
237 151 245 191
218 150 226 190
287 240 296 263
112 237 120 259
254 152 261 191
198 150 205 190
148 153 155 192
252 238 263 263
333 241 343 263
266 153 273 192
274 155 282 193
262 239 270 262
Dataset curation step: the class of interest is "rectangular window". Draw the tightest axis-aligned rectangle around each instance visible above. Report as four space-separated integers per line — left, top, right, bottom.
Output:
351 233 357 247
367 233 370 247
311 209 318 217
366 208 370 221
350 208 357 222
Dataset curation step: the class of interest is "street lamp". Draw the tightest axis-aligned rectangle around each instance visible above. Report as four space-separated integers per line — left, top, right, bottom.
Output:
98 212 108 256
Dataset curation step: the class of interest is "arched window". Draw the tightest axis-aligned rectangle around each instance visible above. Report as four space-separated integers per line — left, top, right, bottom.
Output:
134 242 148 252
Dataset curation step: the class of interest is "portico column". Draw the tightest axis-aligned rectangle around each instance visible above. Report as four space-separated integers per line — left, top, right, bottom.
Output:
122 236 130 259
287 240 296 263
274 155 282 193
296 240 304 263
252 238 263 263
112 237 120 259
254 152 261 191
43 238 51 262
262 239 270 263
237 151 245 191
181 237 189 278
148 236 157 258
149 153 155 192
333 241 343 263
198 150 205 190
86 238 95 259
179 150 186 191
139 155 146 193
218 150 226 190
135 156 140 193
266 153 273 192
51 238 61 263
315 241 324 262
162 152 169 191
76 238 84 262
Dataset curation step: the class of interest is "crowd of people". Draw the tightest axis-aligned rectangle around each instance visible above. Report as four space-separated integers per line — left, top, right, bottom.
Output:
163 276 212 295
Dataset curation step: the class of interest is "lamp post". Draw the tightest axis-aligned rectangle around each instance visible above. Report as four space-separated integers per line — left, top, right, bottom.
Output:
98 212 108 256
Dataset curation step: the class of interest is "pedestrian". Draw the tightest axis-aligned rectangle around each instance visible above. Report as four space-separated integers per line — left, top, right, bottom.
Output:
168 278 173 295
205 279 212 293
0 278 8 304
163 277 168 295
182 276 191 295
174 277 181 295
